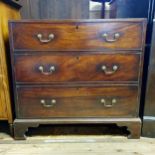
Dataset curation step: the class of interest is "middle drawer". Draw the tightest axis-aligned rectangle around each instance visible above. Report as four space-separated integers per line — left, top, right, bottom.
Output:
14 53 140 84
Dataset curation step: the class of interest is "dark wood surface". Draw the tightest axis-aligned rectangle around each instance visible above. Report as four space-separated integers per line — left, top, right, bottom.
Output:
14 53 140 83
107 0 151 19
17 0 151 20
142 119 155 137
10 20 144 51
13 118 141 140
17 86 139 118
9 19 147 139
16 0 89 19
142 19 155 137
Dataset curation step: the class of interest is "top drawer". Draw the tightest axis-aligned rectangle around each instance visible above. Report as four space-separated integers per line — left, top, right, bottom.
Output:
9 19 146 51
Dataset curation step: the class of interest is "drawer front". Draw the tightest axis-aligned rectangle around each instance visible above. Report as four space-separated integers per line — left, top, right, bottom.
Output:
10 21 144 51
14 54 140 83
17 86 139 118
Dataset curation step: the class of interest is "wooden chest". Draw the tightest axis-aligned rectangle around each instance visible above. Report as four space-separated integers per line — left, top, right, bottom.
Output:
9 19 147 139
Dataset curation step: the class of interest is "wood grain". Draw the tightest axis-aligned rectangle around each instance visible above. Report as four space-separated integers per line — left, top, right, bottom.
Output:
8 19 147 139
13 118 141 139
0 1 20 123
16 86 139 118
14 53 140 84
17 0 89 19
10 20 144 51
0 135 155 155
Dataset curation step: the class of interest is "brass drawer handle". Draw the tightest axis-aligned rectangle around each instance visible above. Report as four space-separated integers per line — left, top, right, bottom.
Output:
37 33 55 43
100 98 117 108
38 65 55 75
102 33 120 42
40 99 56 108
101 65 118 75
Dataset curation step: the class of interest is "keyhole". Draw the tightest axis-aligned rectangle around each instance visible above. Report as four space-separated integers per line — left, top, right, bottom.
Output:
76 25 79 29
76 56 80 60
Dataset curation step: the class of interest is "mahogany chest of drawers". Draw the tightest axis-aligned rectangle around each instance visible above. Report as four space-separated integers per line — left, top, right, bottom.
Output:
9 19 147 139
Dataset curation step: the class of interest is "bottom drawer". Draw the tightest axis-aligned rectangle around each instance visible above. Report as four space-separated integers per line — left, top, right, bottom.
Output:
16 86 139 118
